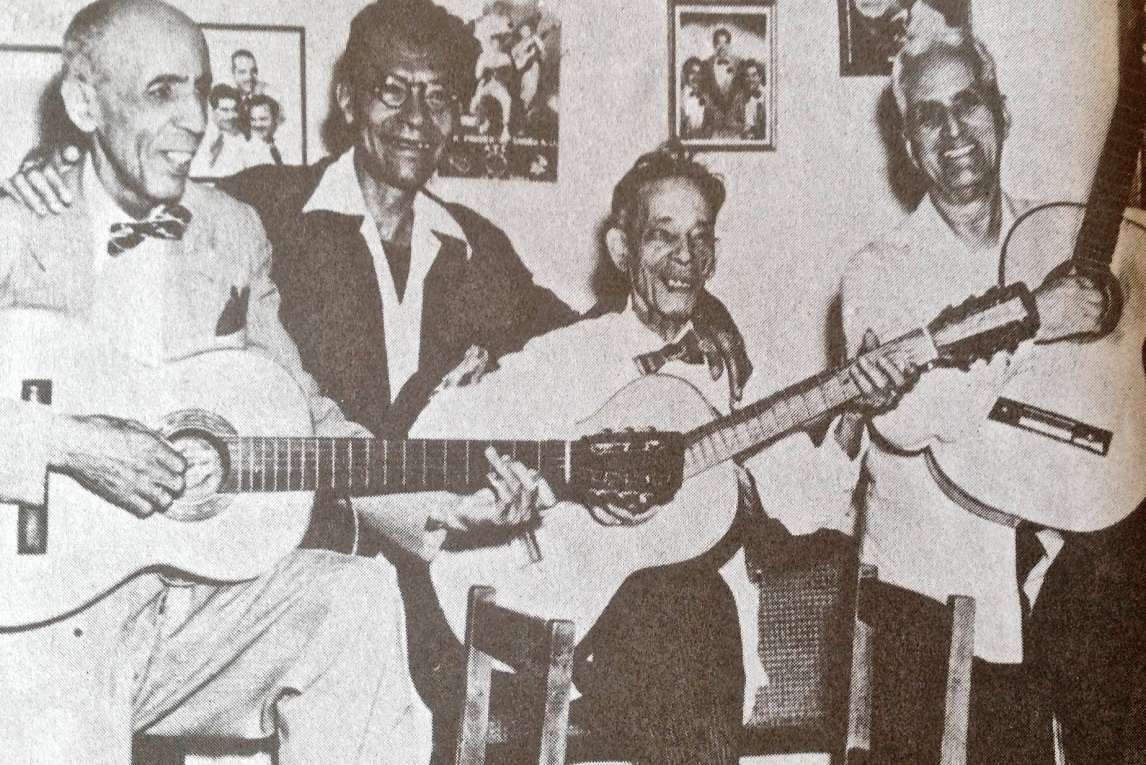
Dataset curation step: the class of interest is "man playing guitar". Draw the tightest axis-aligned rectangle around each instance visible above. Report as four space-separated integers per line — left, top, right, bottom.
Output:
0 2 553 761
838 29 1145 762
413 142 919 763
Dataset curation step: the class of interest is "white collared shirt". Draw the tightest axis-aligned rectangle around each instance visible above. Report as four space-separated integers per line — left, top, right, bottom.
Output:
841 193 1038 662
84 155 169 366
302 150 469 400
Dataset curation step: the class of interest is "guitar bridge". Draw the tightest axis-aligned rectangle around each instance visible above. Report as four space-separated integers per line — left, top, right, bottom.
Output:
988 397 1111 456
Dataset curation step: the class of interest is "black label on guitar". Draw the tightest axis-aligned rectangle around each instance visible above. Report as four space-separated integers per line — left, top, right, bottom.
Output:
17 378 51 555
988 397 1111 456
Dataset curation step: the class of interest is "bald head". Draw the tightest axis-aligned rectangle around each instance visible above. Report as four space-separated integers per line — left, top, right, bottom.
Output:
63 0 202 83
59 0 210 216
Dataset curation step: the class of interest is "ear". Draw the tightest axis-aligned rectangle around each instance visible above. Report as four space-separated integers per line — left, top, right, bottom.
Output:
997 99 1012 143
60 77 98 135
604 225 632 272
902 131 919 169
335 81 355 126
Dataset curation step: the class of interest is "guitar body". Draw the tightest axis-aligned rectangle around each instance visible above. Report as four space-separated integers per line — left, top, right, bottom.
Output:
0 310 314 628
430 374 740 642
928 206 1146 530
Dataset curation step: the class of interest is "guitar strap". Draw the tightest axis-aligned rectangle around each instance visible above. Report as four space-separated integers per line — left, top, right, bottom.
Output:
924 451 1022 529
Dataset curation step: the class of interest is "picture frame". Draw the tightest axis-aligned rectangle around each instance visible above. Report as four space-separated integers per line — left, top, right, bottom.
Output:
439 0 562 183
195 23 307 179
838 0 972 77
670 0 777 152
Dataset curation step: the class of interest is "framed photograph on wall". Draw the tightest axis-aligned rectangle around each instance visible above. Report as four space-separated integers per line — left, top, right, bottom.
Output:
670 0 777 152
195 23 307 179
838 0 971 77
0 45 81 177
439 0 562 183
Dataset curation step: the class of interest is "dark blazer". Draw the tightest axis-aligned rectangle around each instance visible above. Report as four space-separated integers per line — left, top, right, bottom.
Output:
218 158 578 438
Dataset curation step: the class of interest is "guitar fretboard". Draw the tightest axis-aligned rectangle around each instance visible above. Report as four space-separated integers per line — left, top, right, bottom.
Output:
219 438 570 495
683 328 933 474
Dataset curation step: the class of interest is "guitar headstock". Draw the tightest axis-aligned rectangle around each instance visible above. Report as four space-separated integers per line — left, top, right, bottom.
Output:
570 428 685 512
928 283 1041 370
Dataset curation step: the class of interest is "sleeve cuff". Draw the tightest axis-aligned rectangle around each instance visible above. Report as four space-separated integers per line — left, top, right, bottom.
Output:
352 493 451 562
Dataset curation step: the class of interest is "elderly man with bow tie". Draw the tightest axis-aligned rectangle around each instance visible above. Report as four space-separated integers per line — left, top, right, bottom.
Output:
0 1 560 761
412 142 915 764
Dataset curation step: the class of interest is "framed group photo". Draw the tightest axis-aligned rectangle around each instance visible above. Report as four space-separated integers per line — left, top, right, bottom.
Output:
439 0 562 183
670 0 777 152
195 24 307 179
838 0 971 76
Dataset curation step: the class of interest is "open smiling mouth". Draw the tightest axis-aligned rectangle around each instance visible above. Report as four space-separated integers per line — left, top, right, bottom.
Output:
941 144 979 161
385 136 437 152
663 276 700 292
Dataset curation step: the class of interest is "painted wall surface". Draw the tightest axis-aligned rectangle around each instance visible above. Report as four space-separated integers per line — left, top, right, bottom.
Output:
0 0 1120 386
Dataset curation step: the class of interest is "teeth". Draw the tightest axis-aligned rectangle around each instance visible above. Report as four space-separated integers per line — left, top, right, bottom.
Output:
666 279 691 290
165 151 193 164
943 145 974 158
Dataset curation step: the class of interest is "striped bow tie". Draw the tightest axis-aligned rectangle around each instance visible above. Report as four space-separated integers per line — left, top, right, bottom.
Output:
108 204 192 256
633 329 705 375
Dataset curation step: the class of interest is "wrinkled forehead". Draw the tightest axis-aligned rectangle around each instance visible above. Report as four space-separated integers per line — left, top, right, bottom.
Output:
357 28 451 81
635 177 714 229
903 47 979 106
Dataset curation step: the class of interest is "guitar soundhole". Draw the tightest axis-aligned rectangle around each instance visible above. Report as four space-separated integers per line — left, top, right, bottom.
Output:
165 428 230 522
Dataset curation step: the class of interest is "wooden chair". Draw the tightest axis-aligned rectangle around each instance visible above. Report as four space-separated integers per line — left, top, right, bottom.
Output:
855 569 976 765
740 529 976 765
454 585 577 765
740 530 864 762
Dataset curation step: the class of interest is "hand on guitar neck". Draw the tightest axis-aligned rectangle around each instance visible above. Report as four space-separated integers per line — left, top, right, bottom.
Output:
48 413 187 518
1032 271 1110 344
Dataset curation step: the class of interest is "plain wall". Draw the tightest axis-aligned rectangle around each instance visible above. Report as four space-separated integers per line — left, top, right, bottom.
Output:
0 0 1122 386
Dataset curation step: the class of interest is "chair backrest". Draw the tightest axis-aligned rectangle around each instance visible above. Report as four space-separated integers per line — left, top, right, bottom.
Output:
742 535 976 765
454 585 576 765
744 530 861 758
856 571 977 765
939 595 975 765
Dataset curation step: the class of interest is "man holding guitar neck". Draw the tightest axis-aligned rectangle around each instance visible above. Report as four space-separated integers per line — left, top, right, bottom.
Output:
0 2 556 762
839 29 1145 762
413 142 920 764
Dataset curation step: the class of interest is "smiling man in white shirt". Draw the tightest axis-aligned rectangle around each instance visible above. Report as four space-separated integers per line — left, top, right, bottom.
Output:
413 141 915 764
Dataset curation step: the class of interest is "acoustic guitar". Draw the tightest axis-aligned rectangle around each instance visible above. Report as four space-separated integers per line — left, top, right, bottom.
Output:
429 284 1037 640
925 9 1146 532
0 309 683 628
0 283 1031 631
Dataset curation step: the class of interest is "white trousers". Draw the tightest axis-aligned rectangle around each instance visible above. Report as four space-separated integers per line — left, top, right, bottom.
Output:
0 550 432 765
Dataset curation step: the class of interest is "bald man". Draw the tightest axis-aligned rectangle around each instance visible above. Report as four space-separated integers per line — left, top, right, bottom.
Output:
0 1 549 762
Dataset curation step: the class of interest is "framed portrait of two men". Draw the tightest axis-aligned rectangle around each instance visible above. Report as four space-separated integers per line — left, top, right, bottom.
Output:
670 0 777 152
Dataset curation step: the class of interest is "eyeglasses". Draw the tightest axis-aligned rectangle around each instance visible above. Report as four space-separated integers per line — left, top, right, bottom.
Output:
642 225 719 259
372 74 454 113
907 88 993 133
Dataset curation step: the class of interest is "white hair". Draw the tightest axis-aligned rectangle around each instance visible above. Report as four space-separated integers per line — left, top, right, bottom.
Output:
890 26 1002 119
